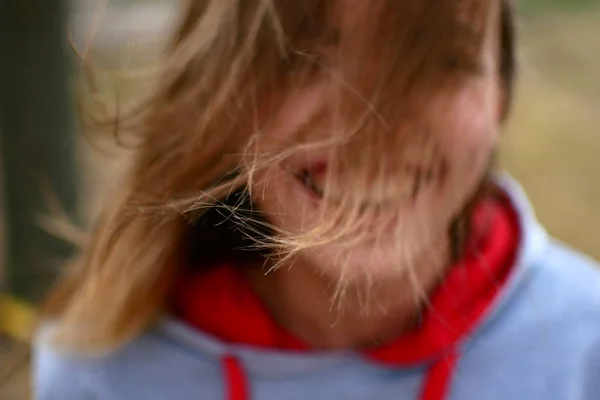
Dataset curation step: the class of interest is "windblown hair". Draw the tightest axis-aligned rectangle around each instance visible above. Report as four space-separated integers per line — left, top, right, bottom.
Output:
43 0 517 352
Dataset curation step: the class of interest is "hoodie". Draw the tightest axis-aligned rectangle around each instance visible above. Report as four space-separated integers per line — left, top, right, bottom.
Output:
34 173 600 400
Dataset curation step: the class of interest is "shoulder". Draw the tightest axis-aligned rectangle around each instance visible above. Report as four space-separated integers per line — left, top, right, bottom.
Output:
495 238 600 341
33 322 225 400
532 239 600 312
461 240 600 398
530 240 600 367
494 238 600 357
33 328 99 400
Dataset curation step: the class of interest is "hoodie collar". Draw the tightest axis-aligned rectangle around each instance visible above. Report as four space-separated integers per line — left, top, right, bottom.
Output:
172 187 520 365
160 175 550 400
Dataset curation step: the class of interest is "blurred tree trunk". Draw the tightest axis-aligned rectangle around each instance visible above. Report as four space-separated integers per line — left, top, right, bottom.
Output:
0 0 78 303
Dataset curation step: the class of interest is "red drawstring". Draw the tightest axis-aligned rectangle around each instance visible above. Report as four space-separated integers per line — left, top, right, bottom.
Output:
420 352 459 400
223 355 249 400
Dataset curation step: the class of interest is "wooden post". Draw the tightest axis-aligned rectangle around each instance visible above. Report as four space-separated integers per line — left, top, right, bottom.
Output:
0 0 78 303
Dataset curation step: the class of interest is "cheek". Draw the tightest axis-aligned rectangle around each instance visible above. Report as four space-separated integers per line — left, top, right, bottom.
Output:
443 82 499 149
432 81 499 180
416 81 499 222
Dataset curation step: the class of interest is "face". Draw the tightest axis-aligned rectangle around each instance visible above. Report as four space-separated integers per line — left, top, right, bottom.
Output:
250 1 502 283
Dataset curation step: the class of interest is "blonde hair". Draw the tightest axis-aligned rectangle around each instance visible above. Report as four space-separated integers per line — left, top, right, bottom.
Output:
43 0 516 352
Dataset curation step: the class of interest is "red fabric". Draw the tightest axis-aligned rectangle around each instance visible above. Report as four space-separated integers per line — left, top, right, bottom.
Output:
420 352 459 400
173 195 520 400
223 355 249 400
366 198 518 364
173 264 305 351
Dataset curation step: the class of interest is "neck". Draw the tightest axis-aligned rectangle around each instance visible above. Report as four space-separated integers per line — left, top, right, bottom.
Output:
246 243 451 350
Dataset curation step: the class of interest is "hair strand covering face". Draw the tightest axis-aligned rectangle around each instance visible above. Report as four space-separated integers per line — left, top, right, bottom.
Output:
43 0 516 353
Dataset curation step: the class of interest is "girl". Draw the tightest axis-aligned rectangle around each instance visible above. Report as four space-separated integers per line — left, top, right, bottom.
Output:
35 1 600 399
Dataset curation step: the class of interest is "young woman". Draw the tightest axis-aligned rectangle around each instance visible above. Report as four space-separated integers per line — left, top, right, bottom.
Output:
35 1 600 399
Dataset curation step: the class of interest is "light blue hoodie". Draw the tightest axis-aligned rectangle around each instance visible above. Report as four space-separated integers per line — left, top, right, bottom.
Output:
34 174 600 400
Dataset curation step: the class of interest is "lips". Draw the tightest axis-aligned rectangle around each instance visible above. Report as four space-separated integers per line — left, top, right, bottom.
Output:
293 162 398 210
290 160 436 210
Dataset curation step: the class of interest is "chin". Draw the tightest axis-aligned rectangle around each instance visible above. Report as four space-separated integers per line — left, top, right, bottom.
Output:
300 220 450 284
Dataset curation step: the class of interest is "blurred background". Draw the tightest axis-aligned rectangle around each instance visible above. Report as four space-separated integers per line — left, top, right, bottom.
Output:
1 0 600 398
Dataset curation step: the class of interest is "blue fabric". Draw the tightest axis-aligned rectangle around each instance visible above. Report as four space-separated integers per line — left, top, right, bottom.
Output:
34 174 600 399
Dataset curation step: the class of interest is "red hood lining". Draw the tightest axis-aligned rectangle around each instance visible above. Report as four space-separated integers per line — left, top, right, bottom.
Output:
172 193 519 365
